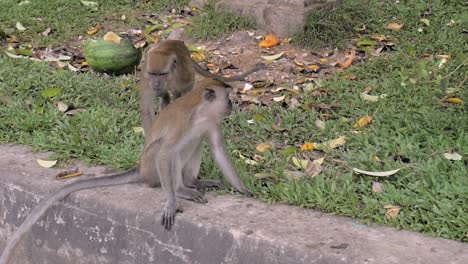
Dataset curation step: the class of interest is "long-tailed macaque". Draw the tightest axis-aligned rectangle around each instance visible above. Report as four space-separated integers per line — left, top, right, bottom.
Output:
0 78 250 264
140 39 265 133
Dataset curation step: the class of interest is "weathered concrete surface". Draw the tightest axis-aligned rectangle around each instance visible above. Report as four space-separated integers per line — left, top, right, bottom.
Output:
190 0 342 37
0 144 467 264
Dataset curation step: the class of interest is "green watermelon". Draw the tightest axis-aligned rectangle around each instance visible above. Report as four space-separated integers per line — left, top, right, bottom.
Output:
84 37 140 74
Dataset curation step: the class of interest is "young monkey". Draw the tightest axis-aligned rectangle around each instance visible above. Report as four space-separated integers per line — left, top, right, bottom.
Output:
140 39 265 133
0 78 250 264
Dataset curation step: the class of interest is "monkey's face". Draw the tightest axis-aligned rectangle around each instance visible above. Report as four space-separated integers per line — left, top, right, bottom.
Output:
145 52 176 96
202 86 233 119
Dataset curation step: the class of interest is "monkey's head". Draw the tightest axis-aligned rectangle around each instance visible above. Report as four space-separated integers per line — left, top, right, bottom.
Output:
144 48 177 96
196 79 233 121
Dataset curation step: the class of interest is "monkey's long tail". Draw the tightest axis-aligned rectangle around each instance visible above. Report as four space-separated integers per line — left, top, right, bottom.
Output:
0 169 142 264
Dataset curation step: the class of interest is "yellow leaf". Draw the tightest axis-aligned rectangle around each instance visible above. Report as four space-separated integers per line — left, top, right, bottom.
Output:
291 157 309 170
446 97 464 104
386 22 404 30
313 157 325 165
87 23 102 35
133 127 144 133
319 58 328 63
353 115 373 129
256 142 273 152
37 159 57 168
103 31 121 44
314 136 346 152
300 142 314 151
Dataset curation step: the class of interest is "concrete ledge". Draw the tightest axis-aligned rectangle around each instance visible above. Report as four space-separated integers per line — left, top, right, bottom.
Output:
0 144 467 264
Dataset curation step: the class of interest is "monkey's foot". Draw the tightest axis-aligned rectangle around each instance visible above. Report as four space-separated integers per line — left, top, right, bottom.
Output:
194 179 226 190
161 202 182 230
176 187 208 204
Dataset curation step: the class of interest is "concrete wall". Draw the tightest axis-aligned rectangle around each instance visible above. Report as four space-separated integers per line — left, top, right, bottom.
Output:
1 144 467 264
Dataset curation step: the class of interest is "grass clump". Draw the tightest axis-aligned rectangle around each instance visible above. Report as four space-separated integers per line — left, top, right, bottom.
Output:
189 4 254 40
0 0 188 46
293 0 382 48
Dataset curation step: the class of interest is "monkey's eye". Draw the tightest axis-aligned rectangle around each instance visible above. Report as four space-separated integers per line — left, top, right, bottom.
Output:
150 72 168 76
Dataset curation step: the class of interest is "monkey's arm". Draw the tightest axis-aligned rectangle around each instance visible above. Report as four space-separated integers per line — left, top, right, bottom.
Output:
140 77 156 135
206 127 251 195
191 60 266 82
0 170 141 264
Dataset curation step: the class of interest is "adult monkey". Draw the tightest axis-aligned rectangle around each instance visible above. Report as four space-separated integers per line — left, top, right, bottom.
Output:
0 78 251 264
140 39 265 133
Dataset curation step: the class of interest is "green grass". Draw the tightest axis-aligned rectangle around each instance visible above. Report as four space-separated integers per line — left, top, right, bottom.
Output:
188 4 254 40
294 0 382 48
0 0 188 45
1 0 467 241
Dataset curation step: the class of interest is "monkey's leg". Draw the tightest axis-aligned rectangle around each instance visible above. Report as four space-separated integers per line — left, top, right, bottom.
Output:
182 143 225 191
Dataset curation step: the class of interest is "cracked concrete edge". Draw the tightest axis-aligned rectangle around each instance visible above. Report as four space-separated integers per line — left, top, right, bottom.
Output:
0 144 467 264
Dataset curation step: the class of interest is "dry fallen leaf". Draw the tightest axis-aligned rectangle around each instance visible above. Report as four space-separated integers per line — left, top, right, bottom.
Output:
55 168 83 180
443 152 462 161
272 124 287 131
256 142 273 152
273 95 286 102
259 34 281 48
360 93 387 102
353 168 401 177
314 136 346 152
16 22 27 32
300 142 314 151
445 97 464 104
87 23 102 35
305 162 324 177
372 182 383 193
338 48 355 68
133 126 144 134
384 204 401 219
292 157 309 170
103 31 121 44
37 159 57 168
260 52 284 61
353 115 373 129
386 22 404 30
56 101 69 112
315 119 326 130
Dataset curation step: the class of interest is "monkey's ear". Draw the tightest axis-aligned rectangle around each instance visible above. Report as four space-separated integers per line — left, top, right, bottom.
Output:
204 88 216 102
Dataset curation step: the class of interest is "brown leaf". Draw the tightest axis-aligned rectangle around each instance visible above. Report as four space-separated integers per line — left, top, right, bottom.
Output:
256 142 273 152
384 204 401 219
338 48 355 68
386 22 404 30
272 124 287 131
55 168 83 180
